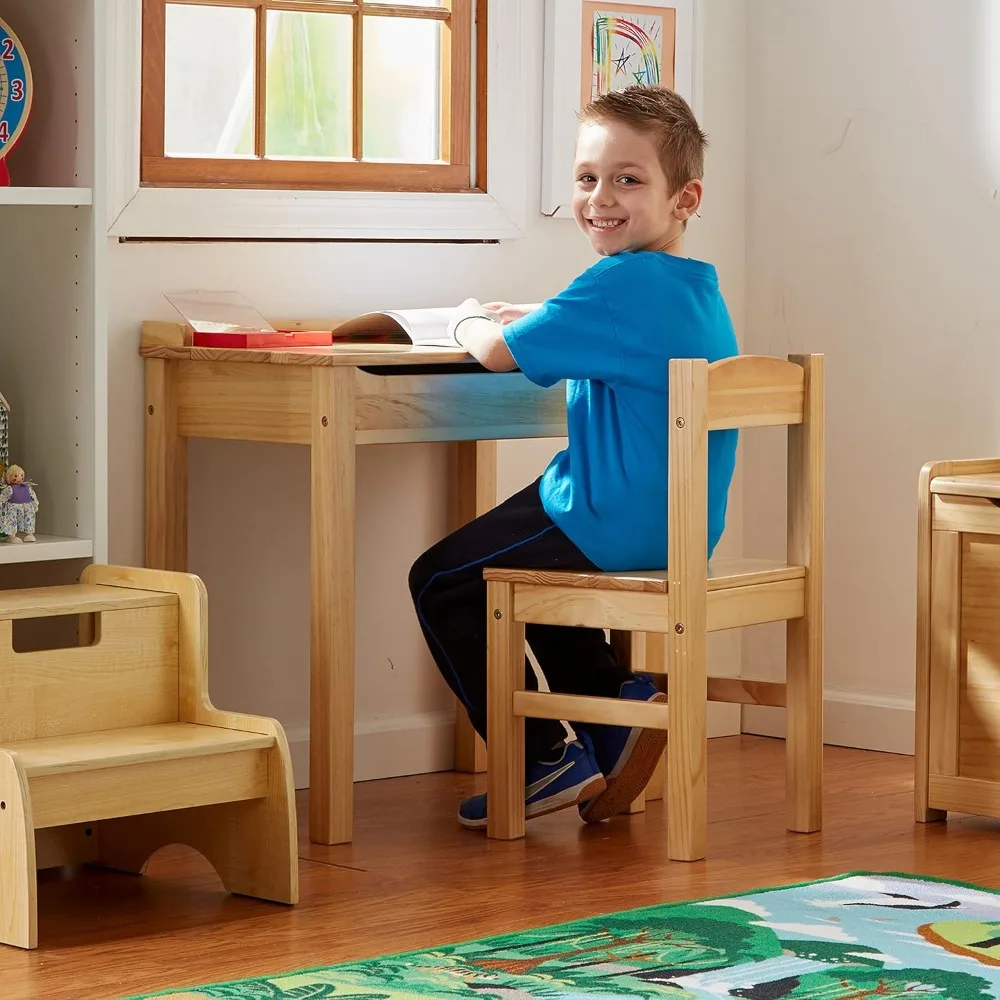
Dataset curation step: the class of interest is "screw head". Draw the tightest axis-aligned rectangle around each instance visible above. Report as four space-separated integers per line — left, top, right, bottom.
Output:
321 416 329 427
675 417 686 429
674 623 685 634
493 609 503 620
147 404 154 415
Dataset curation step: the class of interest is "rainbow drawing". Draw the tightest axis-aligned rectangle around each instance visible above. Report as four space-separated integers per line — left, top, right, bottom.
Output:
583 5 676 105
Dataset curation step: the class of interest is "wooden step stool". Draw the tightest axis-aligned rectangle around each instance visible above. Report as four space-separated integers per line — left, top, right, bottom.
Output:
0 564 298 950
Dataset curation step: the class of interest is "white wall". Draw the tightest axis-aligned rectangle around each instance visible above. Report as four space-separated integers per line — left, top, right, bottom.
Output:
107 1 747 785
741 0 1000 753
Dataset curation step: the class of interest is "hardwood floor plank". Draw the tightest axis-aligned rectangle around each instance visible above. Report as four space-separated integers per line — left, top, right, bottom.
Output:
1 736 997 1000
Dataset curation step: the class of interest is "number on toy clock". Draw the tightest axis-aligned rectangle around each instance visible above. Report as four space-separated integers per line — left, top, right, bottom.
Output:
0 17 34 180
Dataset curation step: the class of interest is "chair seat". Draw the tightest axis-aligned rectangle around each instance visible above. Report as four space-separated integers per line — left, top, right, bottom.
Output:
483 557 804 594
4 723 275 777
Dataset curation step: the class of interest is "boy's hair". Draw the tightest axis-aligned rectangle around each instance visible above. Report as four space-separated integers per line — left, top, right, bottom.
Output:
579 86 707 194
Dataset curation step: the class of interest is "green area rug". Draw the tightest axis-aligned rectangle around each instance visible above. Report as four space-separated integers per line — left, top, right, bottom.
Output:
129 872 1000 999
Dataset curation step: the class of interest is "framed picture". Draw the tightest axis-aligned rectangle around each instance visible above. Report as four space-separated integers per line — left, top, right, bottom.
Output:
541 0 700 219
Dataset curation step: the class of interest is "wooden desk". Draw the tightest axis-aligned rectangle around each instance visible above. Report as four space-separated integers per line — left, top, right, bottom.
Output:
140 329 567 845
916 460 1000 823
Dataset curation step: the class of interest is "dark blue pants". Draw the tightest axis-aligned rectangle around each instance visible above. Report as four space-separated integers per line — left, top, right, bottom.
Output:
408 479 632 763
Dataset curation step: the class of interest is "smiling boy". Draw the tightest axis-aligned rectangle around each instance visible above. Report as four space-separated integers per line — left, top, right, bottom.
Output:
408 85 739 829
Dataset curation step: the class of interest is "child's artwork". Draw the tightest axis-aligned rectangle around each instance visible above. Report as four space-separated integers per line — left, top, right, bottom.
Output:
542 0 697 219
581 3 677 108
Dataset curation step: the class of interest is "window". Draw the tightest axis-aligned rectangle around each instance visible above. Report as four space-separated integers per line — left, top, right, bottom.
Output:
140 0 483 192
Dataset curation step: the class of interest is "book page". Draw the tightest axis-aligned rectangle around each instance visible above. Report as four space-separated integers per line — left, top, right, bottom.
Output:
333 307 464 348
331 312 412 344
386 308 460 347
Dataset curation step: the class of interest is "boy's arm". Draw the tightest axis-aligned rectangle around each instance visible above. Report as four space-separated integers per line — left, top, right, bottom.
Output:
447 298 517 372
447 265 619 387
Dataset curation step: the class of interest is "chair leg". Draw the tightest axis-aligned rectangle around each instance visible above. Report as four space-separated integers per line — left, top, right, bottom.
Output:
0 752 37 949
639 634 668 805
666 632 707 862
646 751 666 803
786 614 822 833
487 580 525 840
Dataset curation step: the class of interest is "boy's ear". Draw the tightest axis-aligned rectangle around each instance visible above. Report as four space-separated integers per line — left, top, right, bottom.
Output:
673 178 704 221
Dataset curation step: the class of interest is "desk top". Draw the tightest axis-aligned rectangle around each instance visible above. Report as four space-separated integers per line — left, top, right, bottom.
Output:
139 342 481 369
930 473 1000 499
139 319 484 368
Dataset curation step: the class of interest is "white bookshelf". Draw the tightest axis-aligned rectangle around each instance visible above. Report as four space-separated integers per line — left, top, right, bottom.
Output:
0 0 106 569
0 187 93 206
0 536 93 565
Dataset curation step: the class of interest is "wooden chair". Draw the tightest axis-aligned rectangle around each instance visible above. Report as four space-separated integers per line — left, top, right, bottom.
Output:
0 564 298 949
483 354 824 861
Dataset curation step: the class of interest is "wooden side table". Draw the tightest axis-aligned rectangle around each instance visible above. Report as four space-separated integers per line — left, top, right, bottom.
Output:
916 459 1000 822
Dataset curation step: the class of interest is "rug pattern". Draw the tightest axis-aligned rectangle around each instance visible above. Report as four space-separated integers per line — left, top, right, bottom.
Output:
130 872 1000 999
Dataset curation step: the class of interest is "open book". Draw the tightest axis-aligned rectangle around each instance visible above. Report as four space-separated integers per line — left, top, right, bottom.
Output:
333 304 541 348
333 307 491 348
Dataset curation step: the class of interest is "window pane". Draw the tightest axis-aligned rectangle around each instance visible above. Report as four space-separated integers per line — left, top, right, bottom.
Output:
363 16 441 161
265 11 353 160
165 4 255 157
365 1 443 6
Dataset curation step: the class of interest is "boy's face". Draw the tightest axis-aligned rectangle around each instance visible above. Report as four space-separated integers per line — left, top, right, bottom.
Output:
572 120 701 256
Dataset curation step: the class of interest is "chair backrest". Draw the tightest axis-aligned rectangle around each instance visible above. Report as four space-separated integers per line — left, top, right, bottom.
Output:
666 353 824 593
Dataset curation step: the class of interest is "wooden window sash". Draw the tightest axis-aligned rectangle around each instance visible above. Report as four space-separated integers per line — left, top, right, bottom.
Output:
140 0 481 193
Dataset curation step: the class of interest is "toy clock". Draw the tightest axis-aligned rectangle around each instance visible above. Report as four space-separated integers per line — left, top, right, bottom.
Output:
0 16 32 187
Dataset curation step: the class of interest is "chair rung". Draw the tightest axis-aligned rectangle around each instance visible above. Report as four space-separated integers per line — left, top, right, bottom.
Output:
513 691 668 729
706 678 786 707
512 678 785 728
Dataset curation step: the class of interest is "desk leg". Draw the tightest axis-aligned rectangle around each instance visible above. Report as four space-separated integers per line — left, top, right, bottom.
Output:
449 441 496 774
310 368 356 845
145 360 187 571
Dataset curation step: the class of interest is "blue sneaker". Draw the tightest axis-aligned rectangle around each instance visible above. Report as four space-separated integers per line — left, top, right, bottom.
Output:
458 731 607 830
576 675 668 823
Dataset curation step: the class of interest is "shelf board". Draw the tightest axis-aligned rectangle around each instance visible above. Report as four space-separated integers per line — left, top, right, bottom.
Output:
0 187 93 207
0 536 93 565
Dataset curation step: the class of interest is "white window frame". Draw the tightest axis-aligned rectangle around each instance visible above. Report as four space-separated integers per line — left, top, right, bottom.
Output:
106 0 530 241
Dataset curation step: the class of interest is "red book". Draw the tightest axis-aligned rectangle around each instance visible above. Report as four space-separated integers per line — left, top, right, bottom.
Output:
192 329 333 349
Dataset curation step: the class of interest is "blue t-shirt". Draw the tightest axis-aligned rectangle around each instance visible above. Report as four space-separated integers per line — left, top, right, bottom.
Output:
503 251 738 572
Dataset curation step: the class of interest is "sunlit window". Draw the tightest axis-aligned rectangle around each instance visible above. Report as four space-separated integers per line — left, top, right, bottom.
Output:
141 0 480 192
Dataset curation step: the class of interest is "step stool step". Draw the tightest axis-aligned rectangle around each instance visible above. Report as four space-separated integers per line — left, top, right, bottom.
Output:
0 584 176 621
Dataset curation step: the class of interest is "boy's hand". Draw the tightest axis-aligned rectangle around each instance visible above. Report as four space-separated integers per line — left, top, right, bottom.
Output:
483 302 536 325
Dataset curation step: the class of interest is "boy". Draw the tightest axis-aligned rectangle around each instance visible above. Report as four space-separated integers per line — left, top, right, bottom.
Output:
408 85 738 829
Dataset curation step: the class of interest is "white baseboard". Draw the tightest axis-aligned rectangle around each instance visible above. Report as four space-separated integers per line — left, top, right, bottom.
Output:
741 689 915 756
286 702 743 789
286 711 456 789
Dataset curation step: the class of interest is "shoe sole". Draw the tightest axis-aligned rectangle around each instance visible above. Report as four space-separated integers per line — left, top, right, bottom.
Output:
459 773 608 831
579 693 668 823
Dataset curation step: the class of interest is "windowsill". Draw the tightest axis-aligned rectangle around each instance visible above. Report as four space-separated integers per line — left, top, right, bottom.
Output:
108 185 526 242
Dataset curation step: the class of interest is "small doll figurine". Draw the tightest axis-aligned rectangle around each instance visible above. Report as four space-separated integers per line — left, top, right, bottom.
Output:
0 465 39 543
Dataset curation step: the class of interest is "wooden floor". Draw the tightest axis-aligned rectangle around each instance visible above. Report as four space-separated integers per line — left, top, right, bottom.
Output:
4 735 1000 1000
